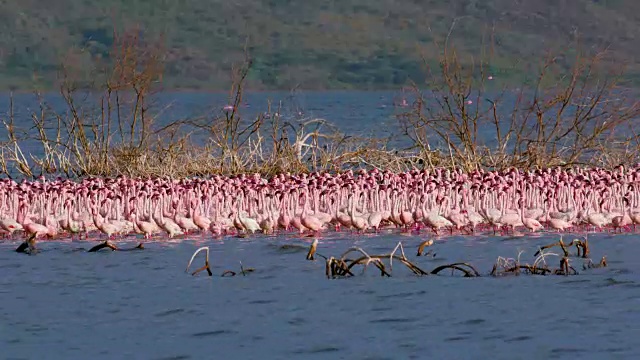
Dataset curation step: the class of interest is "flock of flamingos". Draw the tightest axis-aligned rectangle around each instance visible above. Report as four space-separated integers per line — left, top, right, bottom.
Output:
0 165 638 242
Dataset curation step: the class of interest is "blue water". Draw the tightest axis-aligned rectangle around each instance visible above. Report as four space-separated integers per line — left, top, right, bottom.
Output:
1 90 640 358
0 89 527 156
1 231 639 359
0 90 411 176
0 90 403 139
0 88 632 167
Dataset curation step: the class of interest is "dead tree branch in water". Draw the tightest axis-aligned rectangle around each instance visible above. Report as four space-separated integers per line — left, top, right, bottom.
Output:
306 239 318 260
534 237 590 258
583 256 607 270
320 242 430 278
416 238 434 256
186 246 213 276
16 234 38 255
431 262 481 277
87 240 144 252
309 238 607 280
185 246 254 277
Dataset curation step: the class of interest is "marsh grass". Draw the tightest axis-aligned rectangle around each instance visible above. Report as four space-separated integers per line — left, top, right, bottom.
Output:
1 25 639 180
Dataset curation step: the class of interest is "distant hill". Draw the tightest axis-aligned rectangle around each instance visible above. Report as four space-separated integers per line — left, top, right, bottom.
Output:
1 0 639 90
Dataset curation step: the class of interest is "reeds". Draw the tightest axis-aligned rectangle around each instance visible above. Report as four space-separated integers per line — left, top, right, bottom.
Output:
1 25 639 179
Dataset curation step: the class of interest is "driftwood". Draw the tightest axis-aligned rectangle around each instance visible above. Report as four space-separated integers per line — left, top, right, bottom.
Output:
583 256 607 270
554 257 578 276
186 246 213 276
304 239 328 261
535 238 570 257
416 239 434 256
16 237 144 255
185 246 254 277
492 236 605 277
306 239 318 260
320 242 430 278
314 237 608 280
182 237 606 281
88 241 144 253
534 237 589 258
239 261 255 276
325 257 355 278
572 238 590 258
16 234 38 255
221 270 236 277
431 262 481 277
491 250 554 276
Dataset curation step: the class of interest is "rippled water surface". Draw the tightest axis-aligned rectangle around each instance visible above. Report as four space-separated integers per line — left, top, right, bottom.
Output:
1 232 640 359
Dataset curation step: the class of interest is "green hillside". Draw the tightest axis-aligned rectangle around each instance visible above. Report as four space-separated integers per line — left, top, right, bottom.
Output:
1 0 639 90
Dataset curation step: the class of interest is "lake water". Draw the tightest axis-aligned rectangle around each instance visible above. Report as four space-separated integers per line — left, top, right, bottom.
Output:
0 90 404 139
0 88 634 165
1 230 639 359
0 90 414 177
1 90 639 358
0 89 519 158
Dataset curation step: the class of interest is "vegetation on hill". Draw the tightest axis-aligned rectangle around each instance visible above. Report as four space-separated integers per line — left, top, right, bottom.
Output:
0 0 639 90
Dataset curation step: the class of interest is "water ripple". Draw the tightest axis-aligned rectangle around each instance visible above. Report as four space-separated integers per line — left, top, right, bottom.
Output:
266 243 309 254
549 347 588 356
2 233 639 359
248 299 276 305
287 317 306 326
370 317 418 324
293 345 343 354
191 329 238 338
445 335 470 342
458 318 486 325
598 277 635 287
370 306 394 312
560 278 592 285
505 335 532 342
376 290 426 300
155 308 185 317
0 262 22 269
